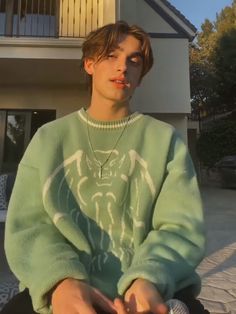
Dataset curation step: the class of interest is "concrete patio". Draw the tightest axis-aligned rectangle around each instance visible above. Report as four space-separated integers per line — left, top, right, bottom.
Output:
0 185 236 313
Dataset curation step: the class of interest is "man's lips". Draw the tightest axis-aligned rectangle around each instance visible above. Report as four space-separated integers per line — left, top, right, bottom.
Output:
110 78 130 88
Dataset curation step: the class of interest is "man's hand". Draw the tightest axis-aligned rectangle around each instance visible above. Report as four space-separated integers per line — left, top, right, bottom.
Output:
51 278 116 314
123 278 168 314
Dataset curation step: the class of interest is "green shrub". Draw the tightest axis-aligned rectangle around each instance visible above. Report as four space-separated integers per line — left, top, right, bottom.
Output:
197 119 236 168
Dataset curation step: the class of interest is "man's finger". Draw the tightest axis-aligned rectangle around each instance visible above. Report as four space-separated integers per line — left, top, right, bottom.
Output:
114 298 129 314
91 287 116 313
150 302 169 314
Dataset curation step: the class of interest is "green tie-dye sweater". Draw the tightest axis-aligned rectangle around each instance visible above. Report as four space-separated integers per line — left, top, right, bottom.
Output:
5 108 205 314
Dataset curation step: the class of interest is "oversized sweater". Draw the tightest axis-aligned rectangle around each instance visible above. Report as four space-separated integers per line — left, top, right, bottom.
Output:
5 108 205 314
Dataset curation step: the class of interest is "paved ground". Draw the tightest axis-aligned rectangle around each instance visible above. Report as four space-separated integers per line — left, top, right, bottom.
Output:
0 222 19 310
0 185 236 313
197 186 236 314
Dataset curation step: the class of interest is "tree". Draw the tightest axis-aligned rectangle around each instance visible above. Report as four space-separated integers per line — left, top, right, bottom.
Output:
190 19 219 119
190 1 236 118
190 45 219 120
214 28 236 111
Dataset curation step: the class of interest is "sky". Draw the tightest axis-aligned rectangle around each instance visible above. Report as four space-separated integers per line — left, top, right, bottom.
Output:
169 0 233 31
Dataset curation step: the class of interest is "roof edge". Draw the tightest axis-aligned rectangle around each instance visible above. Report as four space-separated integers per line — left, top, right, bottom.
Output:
159 0 197 33
144 0 197 41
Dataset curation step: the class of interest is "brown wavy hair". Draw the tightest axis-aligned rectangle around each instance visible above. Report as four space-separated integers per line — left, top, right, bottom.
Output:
82 21 154 85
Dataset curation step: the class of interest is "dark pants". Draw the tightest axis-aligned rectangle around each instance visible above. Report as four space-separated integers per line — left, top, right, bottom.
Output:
0 288 210 314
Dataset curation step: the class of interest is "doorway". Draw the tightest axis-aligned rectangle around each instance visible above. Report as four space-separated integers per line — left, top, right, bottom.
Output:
0 109 56 174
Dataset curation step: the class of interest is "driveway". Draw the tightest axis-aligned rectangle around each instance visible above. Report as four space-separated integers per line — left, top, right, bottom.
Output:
197 186 236 314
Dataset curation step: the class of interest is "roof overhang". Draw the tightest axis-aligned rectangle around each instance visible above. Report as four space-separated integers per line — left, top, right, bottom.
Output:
144 0 197 41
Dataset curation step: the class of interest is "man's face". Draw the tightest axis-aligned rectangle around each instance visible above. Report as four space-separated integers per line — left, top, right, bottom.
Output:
84 35 143 106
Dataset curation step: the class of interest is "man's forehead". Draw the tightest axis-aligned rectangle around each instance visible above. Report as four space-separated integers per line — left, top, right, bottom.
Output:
112 36 142 54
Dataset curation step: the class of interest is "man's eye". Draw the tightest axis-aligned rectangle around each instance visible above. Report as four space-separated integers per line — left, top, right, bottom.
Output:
108 54 116 58
129 56 142 65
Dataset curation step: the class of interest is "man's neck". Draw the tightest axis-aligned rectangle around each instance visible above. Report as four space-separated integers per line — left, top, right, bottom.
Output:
87 101 131 121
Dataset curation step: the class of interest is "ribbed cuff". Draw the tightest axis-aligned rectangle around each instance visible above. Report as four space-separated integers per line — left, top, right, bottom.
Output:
117 262 175 301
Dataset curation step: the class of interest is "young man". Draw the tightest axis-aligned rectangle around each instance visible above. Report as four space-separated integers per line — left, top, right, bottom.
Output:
3 21 208 314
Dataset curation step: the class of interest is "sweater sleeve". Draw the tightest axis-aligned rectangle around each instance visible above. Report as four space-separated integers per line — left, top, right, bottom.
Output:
117 132 206 300
4 131 89 314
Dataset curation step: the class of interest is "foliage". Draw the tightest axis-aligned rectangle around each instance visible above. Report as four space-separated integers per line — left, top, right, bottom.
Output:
190 1 236 118
196 118 236 168
190 47 219 119
214 29 236 111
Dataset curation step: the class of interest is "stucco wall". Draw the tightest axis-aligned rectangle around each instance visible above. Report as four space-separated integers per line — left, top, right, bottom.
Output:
0 0 192 142
119 0 137 24
0 86 188 141
136 0 177 33
119 0 191 141
131 38 191 114
0 86 90 118
147 113 188 143
119 0 191 114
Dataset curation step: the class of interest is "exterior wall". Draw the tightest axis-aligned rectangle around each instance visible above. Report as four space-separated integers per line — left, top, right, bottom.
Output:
118 0 137 24
0 39 83 60
119 0 192 141
0 87 90 118
0 85 188 141
0 0 193 144
131 38 191 114
149 115 200 177
147 113 188 143
136 0 177 33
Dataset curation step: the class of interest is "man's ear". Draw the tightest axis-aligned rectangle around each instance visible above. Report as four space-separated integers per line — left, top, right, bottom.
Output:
84 58 95 75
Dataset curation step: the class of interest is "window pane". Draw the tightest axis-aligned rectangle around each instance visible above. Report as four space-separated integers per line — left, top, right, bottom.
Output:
0 0 56 37
0 0 6 35
3 113 26 173
1 110 56 174
0 12 6 35
15 0 56 37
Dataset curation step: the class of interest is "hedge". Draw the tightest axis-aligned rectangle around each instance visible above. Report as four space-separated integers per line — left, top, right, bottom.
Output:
196 118 236 168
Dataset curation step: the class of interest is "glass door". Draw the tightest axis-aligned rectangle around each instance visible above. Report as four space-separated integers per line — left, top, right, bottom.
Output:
2 111 31 174
0 109 56 174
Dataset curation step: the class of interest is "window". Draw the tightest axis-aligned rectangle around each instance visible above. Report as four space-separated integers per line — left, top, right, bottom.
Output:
0 109 56 174
0 0 59 37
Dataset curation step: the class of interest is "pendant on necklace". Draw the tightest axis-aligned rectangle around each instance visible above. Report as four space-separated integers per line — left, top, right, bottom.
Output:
99 166 103 179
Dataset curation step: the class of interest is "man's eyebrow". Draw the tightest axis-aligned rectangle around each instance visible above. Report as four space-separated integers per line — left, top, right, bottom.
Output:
115 46 143 58
130 51 143 58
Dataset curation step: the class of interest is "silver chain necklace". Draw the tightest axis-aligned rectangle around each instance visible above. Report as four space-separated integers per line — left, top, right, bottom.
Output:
86 112 130 178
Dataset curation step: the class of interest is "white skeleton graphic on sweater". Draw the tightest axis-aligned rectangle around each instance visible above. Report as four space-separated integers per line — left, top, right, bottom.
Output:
42 149 156 272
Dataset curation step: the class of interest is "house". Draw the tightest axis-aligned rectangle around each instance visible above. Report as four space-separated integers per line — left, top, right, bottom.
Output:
0 0 196 176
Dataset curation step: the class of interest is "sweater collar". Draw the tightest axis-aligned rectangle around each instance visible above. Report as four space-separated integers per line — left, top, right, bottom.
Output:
78 107 142 130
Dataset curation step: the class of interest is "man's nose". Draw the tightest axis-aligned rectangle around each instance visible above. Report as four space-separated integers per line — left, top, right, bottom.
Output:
117 57 128 73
